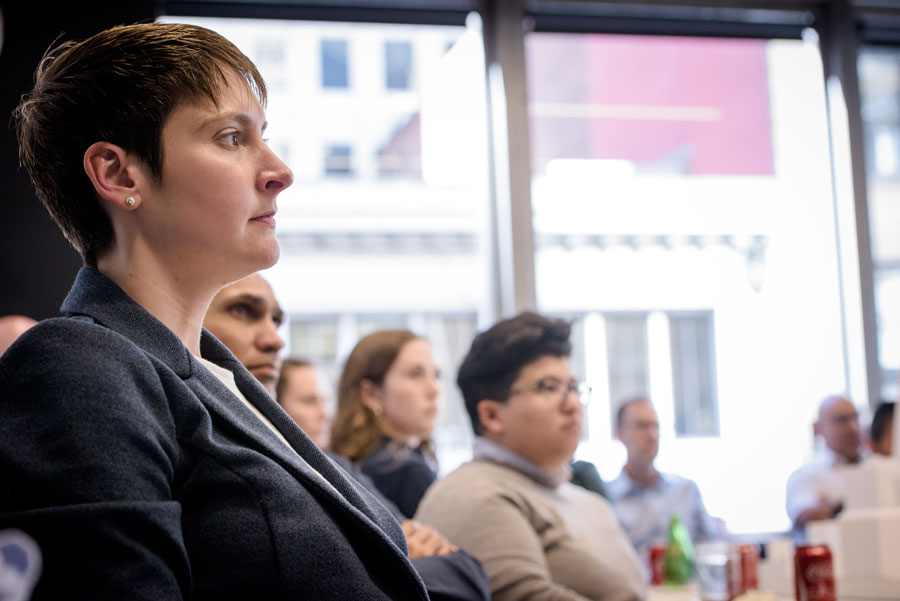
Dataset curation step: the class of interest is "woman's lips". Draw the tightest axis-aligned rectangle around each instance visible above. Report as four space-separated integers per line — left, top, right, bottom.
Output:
250 211 276 227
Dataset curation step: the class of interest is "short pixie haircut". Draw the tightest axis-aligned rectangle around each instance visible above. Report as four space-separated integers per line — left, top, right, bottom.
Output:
457 311 571 435
16 22 266 266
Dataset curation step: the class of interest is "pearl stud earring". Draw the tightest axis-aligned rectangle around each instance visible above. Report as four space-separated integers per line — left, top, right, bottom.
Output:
125 196 136 207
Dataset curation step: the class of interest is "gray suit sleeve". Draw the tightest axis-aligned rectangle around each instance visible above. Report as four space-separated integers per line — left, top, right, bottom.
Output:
0 322 188 600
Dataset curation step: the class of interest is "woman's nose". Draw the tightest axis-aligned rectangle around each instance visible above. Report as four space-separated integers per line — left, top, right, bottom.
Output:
260 146 294 192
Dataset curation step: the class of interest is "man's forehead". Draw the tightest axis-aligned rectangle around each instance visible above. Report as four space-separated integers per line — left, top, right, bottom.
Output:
623 399 656 420
820 396 857 419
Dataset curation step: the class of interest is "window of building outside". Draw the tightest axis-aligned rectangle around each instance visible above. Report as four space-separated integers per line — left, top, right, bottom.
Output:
321 38 349 88
669 311 719 437
385 40 413 90
324 144 354 176
157 14 493 474
526 32 846 534
858 47 900 403
255 38 287 92
604 313 650 423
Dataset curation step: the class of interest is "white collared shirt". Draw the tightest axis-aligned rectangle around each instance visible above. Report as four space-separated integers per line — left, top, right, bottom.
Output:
785 446 860 524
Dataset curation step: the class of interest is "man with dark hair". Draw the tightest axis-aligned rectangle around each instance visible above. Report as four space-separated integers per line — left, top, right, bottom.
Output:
416 311 645 600
607 396 721 569
868 401 895 456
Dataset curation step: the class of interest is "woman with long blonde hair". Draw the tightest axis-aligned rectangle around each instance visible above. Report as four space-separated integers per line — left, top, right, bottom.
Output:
331 329 441 518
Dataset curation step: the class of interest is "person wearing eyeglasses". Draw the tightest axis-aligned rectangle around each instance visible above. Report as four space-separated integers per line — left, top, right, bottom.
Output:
607 397 723 575
415 311 645 601
785 394 863 539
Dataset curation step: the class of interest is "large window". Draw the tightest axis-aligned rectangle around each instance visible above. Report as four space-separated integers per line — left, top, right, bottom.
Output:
152 5 895 538
859 48 900 402
526 32 846 533
158 15 493 470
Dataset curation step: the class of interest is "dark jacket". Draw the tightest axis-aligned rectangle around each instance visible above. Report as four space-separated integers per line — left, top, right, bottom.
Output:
0 267 429 601
325 451 491 601
362 437 437 519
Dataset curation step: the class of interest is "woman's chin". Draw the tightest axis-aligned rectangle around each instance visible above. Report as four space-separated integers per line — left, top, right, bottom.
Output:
246 241 280 271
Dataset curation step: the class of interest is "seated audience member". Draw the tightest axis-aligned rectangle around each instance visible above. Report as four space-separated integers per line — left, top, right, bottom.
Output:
1 22 429 599
415 311 645 601
277 358 334 447
202 275 284 396
0 315 37 356
786 394 863 536
203 275 491 601
607 397 721 569
868 400 895 456
330 330 441 518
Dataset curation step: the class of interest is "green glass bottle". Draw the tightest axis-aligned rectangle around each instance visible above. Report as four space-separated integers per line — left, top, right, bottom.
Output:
663 513 695 585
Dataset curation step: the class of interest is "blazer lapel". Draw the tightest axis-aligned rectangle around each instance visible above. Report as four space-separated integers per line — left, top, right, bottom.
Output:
193 336 393 526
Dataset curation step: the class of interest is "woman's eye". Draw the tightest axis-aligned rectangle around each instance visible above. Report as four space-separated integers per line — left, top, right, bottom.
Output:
220 131 240 146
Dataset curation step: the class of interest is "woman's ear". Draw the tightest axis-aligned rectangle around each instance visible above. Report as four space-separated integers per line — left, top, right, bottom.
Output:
359 379 383 416
83 141 142 210
476 399 505 436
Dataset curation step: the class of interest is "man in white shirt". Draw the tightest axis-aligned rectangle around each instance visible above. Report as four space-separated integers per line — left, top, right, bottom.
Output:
786 394 862 535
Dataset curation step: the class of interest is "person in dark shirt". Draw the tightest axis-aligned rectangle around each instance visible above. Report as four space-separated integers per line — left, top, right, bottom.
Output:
1 21 427 600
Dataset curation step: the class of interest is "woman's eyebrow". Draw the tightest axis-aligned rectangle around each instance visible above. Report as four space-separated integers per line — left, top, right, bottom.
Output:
199 112 268 133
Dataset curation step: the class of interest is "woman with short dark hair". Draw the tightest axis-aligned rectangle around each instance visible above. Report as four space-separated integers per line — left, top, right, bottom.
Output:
0 22 428 600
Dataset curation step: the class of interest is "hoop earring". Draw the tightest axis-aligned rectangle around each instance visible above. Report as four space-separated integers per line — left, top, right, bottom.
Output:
125 196 136 208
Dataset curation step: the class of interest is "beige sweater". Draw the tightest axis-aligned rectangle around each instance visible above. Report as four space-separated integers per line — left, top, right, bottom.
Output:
416 458 647 601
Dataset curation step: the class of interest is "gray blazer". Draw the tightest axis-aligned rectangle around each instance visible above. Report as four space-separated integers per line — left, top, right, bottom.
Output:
0 267 429 600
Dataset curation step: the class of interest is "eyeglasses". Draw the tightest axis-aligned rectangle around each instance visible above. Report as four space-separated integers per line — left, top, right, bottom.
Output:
506 377 592 407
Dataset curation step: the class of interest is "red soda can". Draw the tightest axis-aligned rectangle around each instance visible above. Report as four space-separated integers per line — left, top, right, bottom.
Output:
794 544 836 601
739 543 759 592
649 543 666 585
